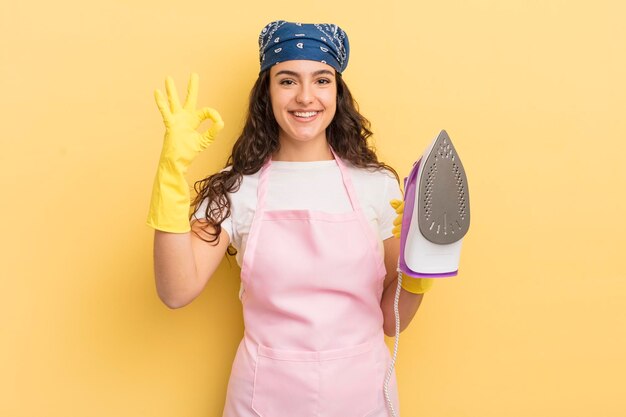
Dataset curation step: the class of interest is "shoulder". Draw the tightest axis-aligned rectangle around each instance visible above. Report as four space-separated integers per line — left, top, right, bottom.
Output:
215 166 261 220
216 165 260 193
344 162 398 189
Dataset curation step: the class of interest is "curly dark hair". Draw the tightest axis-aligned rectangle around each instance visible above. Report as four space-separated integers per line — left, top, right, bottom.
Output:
190 69 401 256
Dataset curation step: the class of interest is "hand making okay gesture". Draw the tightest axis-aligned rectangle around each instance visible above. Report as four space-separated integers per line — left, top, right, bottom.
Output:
154 73 225 166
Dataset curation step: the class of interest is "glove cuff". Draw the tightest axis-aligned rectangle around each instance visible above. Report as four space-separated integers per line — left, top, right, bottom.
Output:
400 274 434 294
146 160 192 233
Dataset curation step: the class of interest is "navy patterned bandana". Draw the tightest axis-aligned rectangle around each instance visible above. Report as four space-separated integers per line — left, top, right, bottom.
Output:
258 20 350 74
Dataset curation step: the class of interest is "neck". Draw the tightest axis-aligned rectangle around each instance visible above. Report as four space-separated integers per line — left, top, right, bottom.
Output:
272 138 334 162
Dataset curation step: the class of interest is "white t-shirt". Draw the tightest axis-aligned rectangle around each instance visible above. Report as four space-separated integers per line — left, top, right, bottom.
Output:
193 159 403 300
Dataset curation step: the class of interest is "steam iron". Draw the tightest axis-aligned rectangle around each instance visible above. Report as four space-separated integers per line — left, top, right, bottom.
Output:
399 129 470 277
383 130 471 417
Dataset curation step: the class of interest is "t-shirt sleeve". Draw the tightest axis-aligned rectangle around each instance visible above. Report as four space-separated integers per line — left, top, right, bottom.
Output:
191 167 234 241
191 197 234 242
379 170 404 240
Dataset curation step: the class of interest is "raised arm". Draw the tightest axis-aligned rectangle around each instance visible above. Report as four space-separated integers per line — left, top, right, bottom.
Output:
153 222 230 309
146 73 227 308
380 199 434 336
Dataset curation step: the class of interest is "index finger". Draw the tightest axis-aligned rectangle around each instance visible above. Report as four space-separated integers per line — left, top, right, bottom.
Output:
197 107 224 126
197 107 225 141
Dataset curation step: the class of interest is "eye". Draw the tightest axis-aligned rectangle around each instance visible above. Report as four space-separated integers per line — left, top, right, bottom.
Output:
317 78 331 84
279 79 295 85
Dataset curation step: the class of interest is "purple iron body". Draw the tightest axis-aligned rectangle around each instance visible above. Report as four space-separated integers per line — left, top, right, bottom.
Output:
399 130 470 278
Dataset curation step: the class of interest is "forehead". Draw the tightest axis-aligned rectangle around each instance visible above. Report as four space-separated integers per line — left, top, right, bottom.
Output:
270 60 336 76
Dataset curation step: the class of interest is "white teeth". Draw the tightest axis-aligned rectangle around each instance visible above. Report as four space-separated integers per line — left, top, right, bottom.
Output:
293 111 318 117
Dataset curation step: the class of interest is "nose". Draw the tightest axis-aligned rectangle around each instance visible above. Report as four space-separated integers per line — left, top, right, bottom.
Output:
296 83 313 105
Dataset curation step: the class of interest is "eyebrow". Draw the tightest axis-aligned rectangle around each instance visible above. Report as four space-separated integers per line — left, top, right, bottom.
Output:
274 69 335 77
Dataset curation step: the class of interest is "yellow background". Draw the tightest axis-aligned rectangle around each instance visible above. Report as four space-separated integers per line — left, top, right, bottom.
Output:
1 0 624 416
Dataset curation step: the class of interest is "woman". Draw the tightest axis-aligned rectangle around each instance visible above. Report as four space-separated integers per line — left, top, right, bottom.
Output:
147 20 433 417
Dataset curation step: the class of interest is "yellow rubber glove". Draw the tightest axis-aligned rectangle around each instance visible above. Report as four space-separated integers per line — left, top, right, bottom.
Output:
390 199 434 294
146 73 224 233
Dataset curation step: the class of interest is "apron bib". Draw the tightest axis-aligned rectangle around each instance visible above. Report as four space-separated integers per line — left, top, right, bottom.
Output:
222 145 400 417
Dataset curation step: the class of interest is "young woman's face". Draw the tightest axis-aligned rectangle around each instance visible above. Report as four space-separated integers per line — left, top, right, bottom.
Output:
269 60 337 146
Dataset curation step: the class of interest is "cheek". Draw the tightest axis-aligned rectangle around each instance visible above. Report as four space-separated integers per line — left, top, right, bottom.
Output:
323 94 337 115
326 87 338 107
269 91 290 114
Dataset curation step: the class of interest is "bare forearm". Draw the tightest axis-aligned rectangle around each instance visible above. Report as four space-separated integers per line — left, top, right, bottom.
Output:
153 222 231 308
153 230 200 309
380 275 424 337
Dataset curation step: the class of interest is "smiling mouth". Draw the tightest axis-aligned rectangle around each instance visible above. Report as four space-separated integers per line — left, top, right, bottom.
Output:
289 111 321 120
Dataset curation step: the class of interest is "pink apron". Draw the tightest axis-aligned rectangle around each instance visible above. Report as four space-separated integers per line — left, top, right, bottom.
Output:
222 145 400 417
